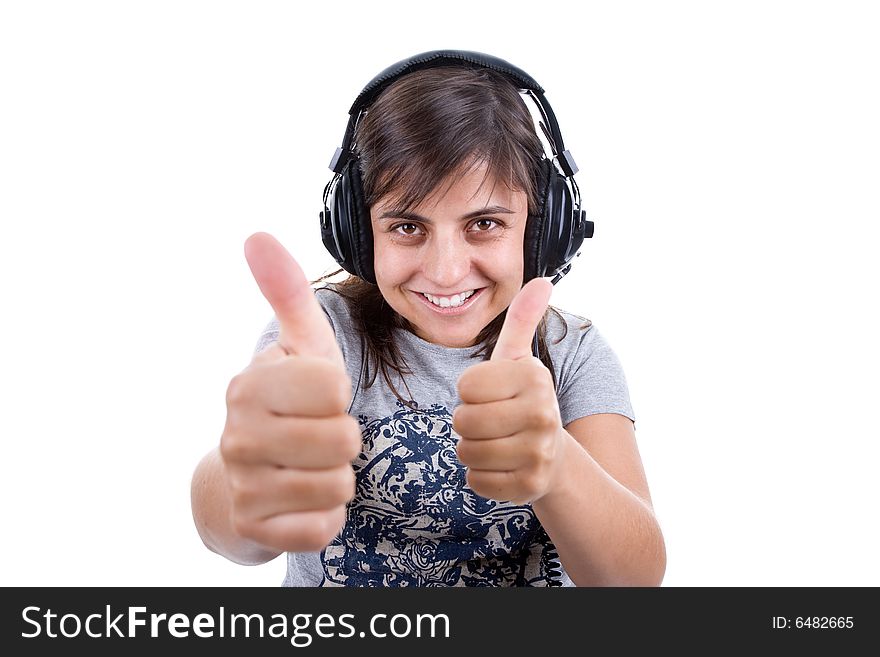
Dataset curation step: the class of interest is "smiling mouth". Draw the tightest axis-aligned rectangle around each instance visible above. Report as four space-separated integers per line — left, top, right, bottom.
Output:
421 289 476 307
412 287 486 314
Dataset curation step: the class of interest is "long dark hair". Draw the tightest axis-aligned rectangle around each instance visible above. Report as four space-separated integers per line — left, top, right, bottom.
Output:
313 66 588 408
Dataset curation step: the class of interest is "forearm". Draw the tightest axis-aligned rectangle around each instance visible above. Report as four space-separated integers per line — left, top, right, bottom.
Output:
532 430 666 586
190 447 283 566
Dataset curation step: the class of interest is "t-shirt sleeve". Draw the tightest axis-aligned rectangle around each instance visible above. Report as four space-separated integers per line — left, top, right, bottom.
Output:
551 312 636 427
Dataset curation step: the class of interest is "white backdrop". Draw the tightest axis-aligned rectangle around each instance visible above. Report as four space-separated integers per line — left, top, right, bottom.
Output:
1 0 877 587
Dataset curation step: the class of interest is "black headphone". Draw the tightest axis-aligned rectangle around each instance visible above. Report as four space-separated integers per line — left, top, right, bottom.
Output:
318 49 594 287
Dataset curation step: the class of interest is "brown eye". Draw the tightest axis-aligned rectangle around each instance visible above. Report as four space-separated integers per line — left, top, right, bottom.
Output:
393 223 421 236
471 218 499 232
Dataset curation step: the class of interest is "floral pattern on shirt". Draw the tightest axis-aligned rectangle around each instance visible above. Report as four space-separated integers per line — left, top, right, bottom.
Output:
320 401 559 587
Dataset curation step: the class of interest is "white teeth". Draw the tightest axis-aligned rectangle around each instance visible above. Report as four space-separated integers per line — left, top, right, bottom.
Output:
422 289 475 308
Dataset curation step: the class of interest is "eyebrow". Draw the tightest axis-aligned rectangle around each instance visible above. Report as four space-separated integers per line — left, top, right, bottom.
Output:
377 205 515 223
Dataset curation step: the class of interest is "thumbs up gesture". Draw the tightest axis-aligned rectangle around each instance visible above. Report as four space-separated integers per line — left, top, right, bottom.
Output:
453 278 565 505
219 233 361 553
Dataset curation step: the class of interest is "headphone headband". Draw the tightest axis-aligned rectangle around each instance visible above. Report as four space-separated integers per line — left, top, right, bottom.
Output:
350 50 544 112
331 50 577 178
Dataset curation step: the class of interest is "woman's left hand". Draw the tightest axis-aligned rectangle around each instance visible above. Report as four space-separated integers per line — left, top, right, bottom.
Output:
453 278 566 504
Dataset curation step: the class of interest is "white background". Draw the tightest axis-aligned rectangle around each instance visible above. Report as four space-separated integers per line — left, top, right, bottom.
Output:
1 0 878 587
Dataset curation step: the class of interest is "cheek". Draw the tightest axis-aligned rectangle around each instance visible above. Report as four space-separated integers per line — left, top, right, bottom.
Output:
372 239 409 287
491 238 524 283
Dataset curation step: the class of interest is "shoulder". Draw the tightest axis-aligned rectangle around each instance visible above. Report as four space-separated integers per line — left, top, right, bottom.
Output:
545 306 635 423
545 307 630 394
544 306 600 356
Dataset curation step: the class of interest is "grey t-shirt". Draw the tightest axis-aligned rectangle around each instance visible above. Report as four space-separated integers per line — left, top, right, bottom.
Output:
253 284 635 587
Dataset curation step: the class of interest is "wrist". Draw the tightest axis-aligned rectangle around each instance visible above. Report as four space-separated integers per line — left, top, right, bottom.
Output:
534 427 581 506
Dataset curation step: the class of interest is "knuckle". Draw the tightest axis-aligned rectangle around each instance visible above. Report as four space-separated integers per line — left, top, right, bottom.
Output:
339 416 363 460
540 405 558 427
297 526 326 552
466 470 495 500
229 474 256 506
225 373 252 408
526 439 546 464
534 437 556 466
457 362 490 400
455 441 470 465
346 466 357 494
224 466 244 492
456 371 474 400
464 468 482 494
527 361 551 387
329 505 348 533
310 510 345 548
526 405 543 426
325 468 353 506
539 381 558 403
529 404 558 429
298 536 324 553
322 366 352 411
220 431 248 464
452 405 467 431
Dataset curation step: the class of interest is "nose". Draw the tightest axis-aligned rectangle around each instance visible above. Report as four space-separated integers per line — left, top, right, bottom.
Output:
422 231 471 289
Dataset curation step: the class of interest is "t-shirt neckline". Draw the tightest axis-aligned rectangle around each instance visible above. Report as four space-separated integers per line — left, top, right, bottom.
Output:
392 326 486 359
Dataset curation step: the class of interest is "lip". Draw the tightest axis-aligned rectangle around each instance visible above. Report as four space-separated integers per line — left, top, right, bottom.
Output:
412 287 486 315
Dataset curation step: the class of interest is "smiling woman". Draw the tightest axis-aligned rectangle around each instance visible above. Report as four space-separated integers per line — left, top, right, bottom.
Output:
191 50 666 588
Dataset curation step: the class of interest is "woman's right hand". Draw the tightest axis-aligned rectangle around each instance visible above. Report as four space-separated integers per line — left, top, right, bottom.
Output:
220 232 361 554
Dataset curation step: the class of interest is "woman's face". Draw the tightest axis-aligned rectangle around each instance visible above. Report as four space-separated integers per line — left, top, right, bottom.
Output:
371 162 528 348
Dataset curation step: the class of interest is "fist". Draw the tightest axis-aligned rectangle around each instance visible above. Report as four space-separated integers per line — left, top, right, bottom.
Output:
453 278 565 504
220 232 361 553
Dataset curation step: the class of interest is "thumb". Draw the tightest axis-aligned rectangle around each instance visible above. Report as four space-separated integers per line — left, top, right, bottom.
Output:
491 278 553 361
244 232 344 368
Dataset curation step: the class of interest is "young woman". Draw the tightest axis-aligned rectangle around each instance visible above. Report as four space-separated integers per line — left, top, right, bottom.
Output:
191 51 666 587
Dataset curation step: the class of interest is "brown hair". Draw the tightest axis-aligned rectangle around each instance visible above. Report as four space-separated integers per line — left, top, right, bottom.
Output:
314 66 588 408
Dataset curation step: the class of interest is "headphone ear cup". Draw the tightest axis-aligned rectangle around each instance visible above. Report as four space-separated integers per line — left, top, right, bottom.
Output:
321 158 376 283
522 159 552 282
540 160 583 276
321 177 348 274
344 160 376 284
